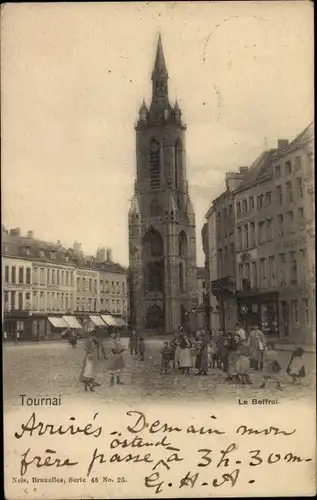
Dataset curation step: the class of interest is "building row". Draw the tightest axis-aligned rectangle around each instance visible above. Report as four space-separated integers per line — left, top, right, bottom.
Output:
202 122 315 344
2 228 128 340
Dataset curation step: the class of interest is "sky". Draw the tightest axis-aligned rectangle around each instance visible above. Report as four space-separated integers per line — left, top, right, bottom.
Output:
1 1 313 266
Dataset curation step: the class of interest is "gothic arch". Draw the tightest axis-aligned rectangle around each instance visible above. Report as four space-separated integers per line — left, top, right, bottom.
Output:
142 227 164 259
174 139 182 189
142 228 164 294
179 231 187 258
149 138 160 190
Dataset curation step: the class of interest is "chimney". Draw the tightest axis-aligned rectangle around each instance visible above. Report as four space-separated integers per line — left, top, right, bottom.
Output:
27 231 34 239
277 139 289 150
239 166 248 174
106 248 113 262
56 239 62 247
10 227 21 237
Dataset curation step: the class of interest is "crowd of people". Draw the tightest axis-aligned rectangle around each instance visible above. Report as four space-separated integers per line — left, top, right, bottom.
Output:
160 323 307 389
77 324 307 392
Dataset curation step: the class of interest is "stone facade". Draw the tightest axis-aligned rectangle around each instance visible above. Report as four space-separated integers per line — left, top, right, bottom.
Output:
128 36 197 334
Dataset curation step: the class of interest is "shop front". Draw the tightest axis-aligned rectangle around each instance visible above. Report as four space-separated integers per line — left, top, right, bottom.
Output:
236 291 279 336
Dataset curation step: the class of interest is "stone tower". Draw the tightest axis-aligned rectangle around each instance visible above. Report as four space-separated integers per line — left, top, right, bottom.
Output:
128 35 197 334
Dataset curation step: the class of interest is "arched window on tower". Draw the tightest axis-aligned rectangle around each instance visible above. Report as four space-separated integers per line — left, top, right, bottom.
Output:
174 140 182 189
179 231 187 258
150 139 160 190
150 198 161 217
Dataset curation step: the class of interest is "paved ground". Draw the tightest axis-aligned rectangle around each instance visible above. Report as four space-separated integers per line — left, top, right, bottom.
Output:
3 338 315 408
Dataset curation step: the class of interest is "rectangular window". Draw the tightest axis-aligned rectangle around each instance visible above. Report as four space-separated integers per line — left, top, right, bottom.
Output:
286 211 294 231
299 249 307 281
4 291 9 308
243 224 249 249
11 266 16 284
295 156 301 171
47 268 51 284
40 268 45 285
258 221 265 244
61 270 64 285
26 268 31 284
296 177 303 198
122 282 125 294
291 300 299 325
19 267 24 284
77 277 80 291
237 227 242 250
279 253 287 284
89 279 92 292
266 219 273 241
256 195 264 210
100 280 103 292
285 161 292 175
250 222 256 247
298 207 304 228
57 270 60 285
18 292 23 310
286 181 293 202
277 214 284 236
5 266 9 282
249 196 254 211
238 264 243 289
276 185 283 205
269 256 276 286
266 192 272 205
251 261 257 288
303 299 309 324
236 202 241 217
260 258 266 287
289 251 297 284
52 269 56 284
275 165 281 179
11 291 16 309
242 199 248 214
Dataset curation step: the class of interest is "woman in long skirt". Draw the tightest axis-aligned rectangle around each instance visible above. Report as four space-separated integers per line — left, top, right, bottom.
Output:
179 334 192 374
79 335 100 391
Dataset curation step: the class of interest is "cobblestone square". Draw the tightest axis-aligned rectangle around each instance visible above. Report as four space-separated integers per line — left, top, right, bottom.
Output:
4 339 315 409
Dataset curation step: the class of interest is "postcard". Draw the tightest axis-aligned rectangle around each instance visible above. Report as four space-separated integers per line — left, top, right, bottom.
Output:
1 1 315 498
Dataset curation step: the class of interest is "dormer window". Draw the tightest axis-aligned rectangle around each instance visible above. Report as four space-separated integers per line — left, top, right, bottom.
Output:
39 249 45 258
4 243 9 253
50 251 56 260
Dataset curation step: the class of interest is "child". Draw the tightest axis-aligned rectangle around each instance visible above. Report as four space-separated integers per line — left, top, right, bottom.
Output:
260 342 283 390
286 347 306 384
83 354 96 392
208 339 218 369
138 337 145 361
109 337 126 386
236 340 252 385
161 341 171 374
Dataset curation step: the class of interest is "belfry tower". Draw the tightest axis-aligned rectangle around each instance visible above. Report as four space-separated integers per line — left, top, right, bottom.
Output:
128 35 197 334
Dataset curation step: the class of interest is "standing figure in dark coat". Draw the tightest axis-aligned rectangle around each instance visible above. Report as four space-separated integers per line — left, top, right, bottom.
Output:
129 330 138 355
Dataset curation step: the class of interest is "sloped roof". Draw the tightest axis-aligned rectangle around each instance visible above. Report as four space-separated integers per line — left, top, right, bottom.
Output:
234 149 277 193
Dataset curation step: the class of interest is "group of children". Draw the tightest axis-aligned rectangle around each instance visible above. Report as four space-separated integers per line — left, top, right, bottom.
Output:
159 328 307 390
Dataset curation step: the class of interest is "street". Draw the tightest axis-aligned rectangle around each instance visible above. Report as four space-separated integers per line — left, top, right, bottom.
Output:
3 338 316 408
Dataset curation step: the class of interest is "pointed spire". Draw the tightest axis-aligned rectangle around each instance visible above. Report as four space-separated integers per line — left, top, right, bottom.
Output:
153 34 168 76
139 98 148 112
174 99 180 111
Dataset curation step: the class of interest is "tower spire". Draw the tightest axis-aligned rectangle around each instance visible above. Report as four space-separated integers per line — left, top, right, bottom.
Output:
151 34 169 102
152 33 168 76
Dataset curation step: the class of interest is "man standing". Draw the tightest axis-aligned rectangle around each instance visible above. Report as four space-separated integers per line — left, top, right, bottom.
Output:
248 324 266 370
236 322 246 341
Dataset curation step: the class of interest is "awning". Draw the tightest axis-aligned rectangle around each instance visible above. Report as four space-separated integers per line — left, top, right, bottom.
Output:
62 315 82 329
48 317 68 329
101 314 120 327
113 317 127 327
89 315 106 327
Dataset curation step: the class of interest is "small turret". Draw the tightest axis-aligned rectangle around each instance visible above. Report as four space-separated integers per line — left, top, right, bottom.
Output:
129 194 141 218
139 99 148 123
